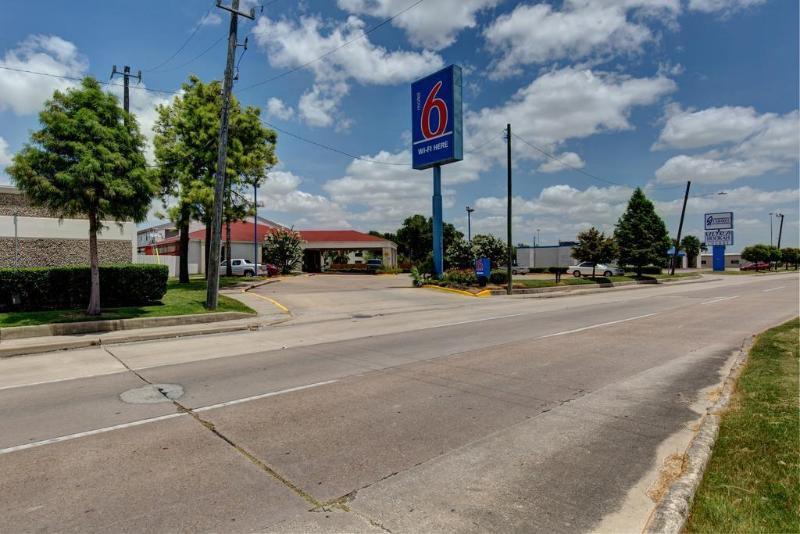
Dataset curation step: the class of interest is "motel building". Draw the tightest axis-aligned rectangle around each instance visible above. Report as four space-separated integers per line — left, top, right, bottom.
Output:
138 219 397 275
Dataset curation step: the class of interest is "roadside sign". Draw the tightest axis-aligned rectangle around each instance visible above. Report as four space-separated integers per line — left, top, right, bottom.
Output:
705 229 734 246
704 212 734 230
475 257 491 277
411 65 463 170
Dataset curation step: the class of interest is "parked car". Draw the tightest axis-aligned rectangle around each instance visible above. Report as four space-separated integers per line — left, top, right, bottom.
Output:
220 259 278 277
568 262 624 277
740 261 770 271
498 265 526 275
366 258 383 273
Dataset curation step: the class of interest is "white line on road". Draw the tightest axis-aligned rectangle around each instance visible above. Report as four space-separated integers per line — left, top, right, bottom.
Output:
762 286 786 293
0 380 338 456
194 380 338 412
537 313 658 339
431 313 525 329
700 295 739 305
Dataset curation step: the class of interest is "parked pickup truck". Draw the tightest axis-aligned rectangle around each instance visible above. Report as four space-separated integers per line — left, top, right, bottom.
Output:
220 259 279 277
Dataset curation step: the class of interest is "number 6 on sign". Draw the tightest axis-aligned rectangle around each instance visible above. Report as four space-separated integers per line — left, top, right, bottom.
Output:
411 65 463 170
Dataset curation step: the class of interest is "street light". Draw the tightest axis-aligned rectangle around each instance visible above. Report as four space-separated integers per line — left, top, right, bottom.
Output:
533 228 540 268
769 212 774 247
466 206 475 242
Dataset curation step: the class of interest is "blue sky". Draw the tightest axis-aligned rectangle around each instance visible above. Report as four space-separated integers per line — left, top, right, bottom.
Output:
0 0 797 251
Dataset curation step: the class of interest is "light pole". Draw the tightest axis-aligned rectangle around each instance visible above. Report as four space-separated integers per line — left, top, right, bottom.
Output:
769 212 774 247
533 228 540 269
466 206 474 242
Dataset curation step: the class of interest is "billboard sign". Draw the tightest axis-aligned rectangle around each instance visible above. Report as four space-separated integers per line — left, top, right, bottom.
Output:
475 257 491 277
411 65 463 170
705 229 734 246
704 212 734 230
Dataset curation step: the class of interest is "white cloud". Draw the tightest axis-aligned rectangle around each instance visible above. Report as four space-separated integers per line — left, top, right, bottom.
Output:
262 170 351 227
654 109 799 184
337 0 499 50
537 152 585 173
483 0 680 79
0 35 88 115
198 12 222 26
107 84 176 163
266 97 295 120
0 137 12 165
653 104 773 150
688 0 766 14
252 14 442 127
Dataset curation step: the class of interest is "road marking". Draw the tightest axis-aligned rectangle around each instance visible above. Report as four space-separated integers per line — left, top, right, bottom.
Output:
0 380 337 455
762 286 786 293
0 369 129 392
244 290 291 314
537 313 658 339
194 380 338 412
700 295 739 305
431 313 525 329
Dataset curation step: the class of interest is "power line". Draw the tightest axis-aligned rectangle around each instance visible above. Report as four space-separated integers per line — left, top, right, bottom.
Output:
144 1 217 72
511 131 684 191
238 0 427 92
146 33 227 74
0 64 180 96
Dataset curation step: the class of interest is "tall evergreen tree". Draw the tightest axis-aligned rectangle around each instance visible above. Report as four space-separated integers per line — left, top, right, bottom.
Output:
614 188 671 277
7 77 155 315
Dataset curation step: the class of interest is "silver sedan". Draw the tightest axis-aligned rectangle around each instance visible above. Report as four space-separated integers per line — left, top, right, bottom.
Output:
568 262 624 277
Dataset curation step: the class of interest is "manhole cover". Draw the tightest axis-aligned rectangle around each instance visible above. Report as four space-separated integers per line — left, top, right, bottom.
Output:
120 384 184 404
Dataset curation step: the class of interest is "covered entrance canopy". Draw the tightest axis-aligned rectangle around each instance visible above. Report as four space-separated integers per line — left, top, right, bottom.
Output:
298 230 398 272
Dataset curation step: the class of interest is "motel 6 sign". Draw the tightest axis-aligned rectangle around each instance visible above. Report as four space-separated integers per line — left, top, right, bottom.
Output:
411 65 463 170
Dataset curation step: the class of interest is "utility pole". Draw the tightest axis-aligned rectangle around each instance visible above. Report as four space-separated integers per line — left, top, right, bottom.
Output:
670 180 691 275
506 123 512 296
110 65 141 113
206 0 255 309
253 181 259 270
776 212 785 250
466 206 474 242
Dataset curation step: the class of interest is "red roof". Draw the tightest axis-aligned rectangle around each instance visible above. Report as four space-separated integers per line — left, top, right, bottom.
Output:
188 221 278 243
298 230 389 243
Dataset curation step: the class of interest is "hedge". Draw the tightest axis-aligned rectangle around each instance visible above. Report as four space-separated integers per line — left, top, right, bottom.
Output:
489 271 508 285
625 265 662 274
0 264 169 312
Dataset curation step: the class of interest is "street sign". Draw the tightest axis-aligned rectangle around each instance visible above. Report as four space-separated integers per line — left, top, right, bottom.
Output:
475 257 491 277
411 65 463 170
704 212 734 230
705 229 734 246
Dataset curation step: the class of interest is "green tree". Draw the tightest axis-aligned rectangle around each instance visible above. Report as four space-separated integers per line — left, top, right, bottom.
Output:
153 76 276 281
780 247 799 270
741 244 771 269
768 246 782 270
393 214 462 264
471 234 509 268
572 227 618 278
445 237 474 269
264 228 304 274
680 235 701 269
7 77 155 315
614 188 671 277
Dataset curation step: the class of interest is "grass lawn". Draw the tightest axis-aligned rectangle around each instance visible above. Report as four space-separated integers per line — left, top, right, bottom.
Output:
514 272 697 289
0 279 255 328
686 318 799 533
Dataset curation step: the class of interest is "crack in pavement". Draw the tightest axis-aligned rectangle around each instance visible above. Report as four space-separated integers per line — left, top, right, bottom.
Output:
102 346 390 529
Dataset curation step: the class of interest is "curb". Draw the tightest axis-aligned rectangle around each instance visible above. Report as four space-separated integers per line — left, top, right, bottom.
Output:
0 311 254 341
421 285 492 298
644 336 753 534
489 275 705 296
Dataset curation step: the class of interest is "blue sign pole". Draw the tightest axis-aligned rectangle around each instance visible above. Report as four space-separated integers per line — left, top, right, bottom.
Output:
712 245 725 271
432 165 443 278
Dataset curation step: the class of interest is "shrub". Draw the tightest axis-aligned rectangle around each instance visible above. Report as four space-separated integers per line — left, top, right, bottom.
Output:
489 271 508 285
529 267 548 273
0 264 168 312
633 265 662 275
444 269 477 287
548 267 569 274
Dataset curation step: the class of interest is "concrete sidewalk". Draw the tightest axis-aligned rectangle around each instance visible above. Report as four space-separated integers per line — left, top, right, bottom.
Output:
0 288 288 359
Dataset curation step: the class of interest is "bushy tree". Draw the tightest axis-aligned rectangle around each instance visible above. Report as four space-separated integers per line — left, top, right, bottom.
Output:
7 77 155 315
614 188 671 276
153 76 276 281
680 235 701 269
264 228 304 274
780 247 799 270
471 234 509 267
445 237 474 269
393 214 462 264
572 227 618 278
741 244 771 269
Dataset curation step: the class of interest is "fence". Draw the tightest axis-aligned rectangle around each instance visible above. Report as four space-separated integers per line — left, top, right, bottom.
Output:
136 255 199 277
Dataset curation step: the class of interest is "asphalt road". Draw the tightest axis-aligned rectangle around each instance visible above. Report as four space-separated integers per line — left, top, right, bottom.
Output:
0 273 797 533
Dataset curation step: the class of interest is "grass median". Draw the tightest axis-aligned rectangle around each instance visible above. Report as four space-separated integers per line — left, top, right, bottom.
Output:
685 318 799 533
514 272 694 289
0 279 255 328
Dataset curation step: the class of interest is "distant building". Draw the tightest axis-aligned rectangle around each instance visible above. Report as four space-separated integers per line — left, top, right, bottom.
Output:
698 252 741 269
0 184 136 268
516 241 578 269
137 219 397 275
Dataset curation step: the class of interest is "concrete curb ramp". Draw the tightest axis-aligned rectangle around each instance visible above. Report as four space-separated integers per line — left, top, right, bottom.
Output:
421 285 492 298
644 337 753 533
